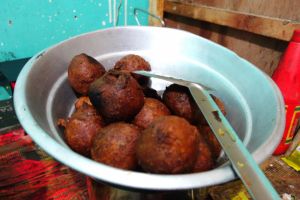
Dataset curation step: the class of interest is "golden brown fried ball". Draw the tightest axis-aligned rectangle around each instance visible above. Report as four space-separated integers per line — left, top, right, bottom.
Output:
192 131 215 172
89 70 144 123
133 98 171 129
200 125 222 159
163 84 226 125
162 84 202 124
68 53 106 95
114 54 151 85
61 103 104 156
136 116 199 174
91 122 141 170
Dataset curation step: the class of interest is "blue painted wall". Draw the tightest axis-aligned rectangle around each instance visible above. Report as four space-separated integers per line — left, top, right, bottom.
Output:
0 0 149 62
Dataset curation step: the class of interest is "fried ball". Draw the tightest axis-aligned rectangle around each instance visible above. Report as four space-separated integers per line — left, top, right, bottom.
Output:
74 96 92 110
192 131 215 172
89 70 144 123
162 84 202 124
62 103 104 156
163 84 226 125
91 122 141 170
114 54 151 85
68 53 106 95
200 125 222 159
133 98 171 129
136 116 199 174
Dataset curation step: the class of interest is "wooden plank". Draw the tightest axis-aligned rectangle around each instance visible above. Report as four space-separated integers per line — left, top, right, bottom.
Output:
191 0 300 22
164 14 286 75
149 0 165 26
164 1 300 41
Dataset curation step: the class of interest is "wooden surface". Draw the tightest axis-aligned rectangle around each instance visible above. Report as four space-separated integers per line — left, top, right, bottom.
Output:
149 0 165 26
164 13 286 75
163 0 293 75
207 156 300 199
164 1 300 41
186 0 300 21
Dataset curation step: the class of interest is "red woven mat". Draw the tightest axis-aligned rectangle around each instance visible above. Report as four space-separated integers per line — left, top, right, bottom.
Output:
2 129 298 200
0 129 88 200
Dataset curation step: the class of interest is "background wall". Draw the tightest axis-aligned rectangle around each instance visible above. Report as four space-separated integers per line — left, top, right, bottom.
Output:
0 0 149 62
163 0 300 75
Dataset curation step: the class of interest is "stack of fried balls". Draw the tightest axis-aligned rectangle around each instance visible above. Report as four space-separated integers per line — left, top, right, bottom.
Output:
58 53 226 174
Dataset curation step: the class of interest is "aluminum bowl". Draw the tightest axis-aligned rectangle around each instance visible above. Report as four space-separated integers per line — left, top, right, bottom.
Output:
14 26 285 190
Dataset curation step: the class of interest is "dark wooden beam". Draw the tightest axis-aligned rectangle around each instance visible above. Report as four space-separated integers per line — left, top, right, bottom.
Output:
164 1 300 41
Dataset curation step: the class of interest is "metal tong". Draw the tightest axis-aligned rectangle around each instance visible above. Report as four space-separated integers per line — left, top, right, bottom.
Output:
133 70 281 200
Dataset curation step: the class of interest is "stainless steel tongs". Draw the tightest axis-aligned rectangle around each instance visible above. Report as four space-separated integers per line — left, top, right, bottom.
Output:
133 70 281 200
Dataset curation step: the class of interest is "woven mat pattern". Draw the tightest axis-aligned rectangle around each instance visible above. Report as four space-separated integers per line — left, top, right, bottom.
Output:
1 129 299 200
0 129 88 200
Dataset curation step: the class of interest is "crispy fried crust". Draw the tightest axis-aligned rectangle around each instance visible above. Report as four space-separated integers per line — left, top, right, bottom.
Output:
199 125 222 159
89 70 144 123
91 122 141 170
163 84 203 124
114 54 151 85
133 98 170 129
136 116 199 174
68 53 106 95
192 130 215 172
64 104 104 156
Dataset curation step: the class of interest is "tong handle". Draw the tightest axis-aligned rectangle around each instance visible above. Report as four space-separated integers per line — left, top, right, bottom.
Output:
188 83 281 200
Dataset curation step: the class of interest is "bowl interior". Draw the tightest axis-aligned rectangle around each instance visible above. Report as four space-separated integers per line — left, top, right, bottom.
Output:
14 26 284 190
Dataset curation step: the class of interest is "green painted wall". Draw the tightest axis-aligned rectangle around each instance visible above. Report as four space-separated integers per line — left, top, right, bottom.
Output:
0 0 149 62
